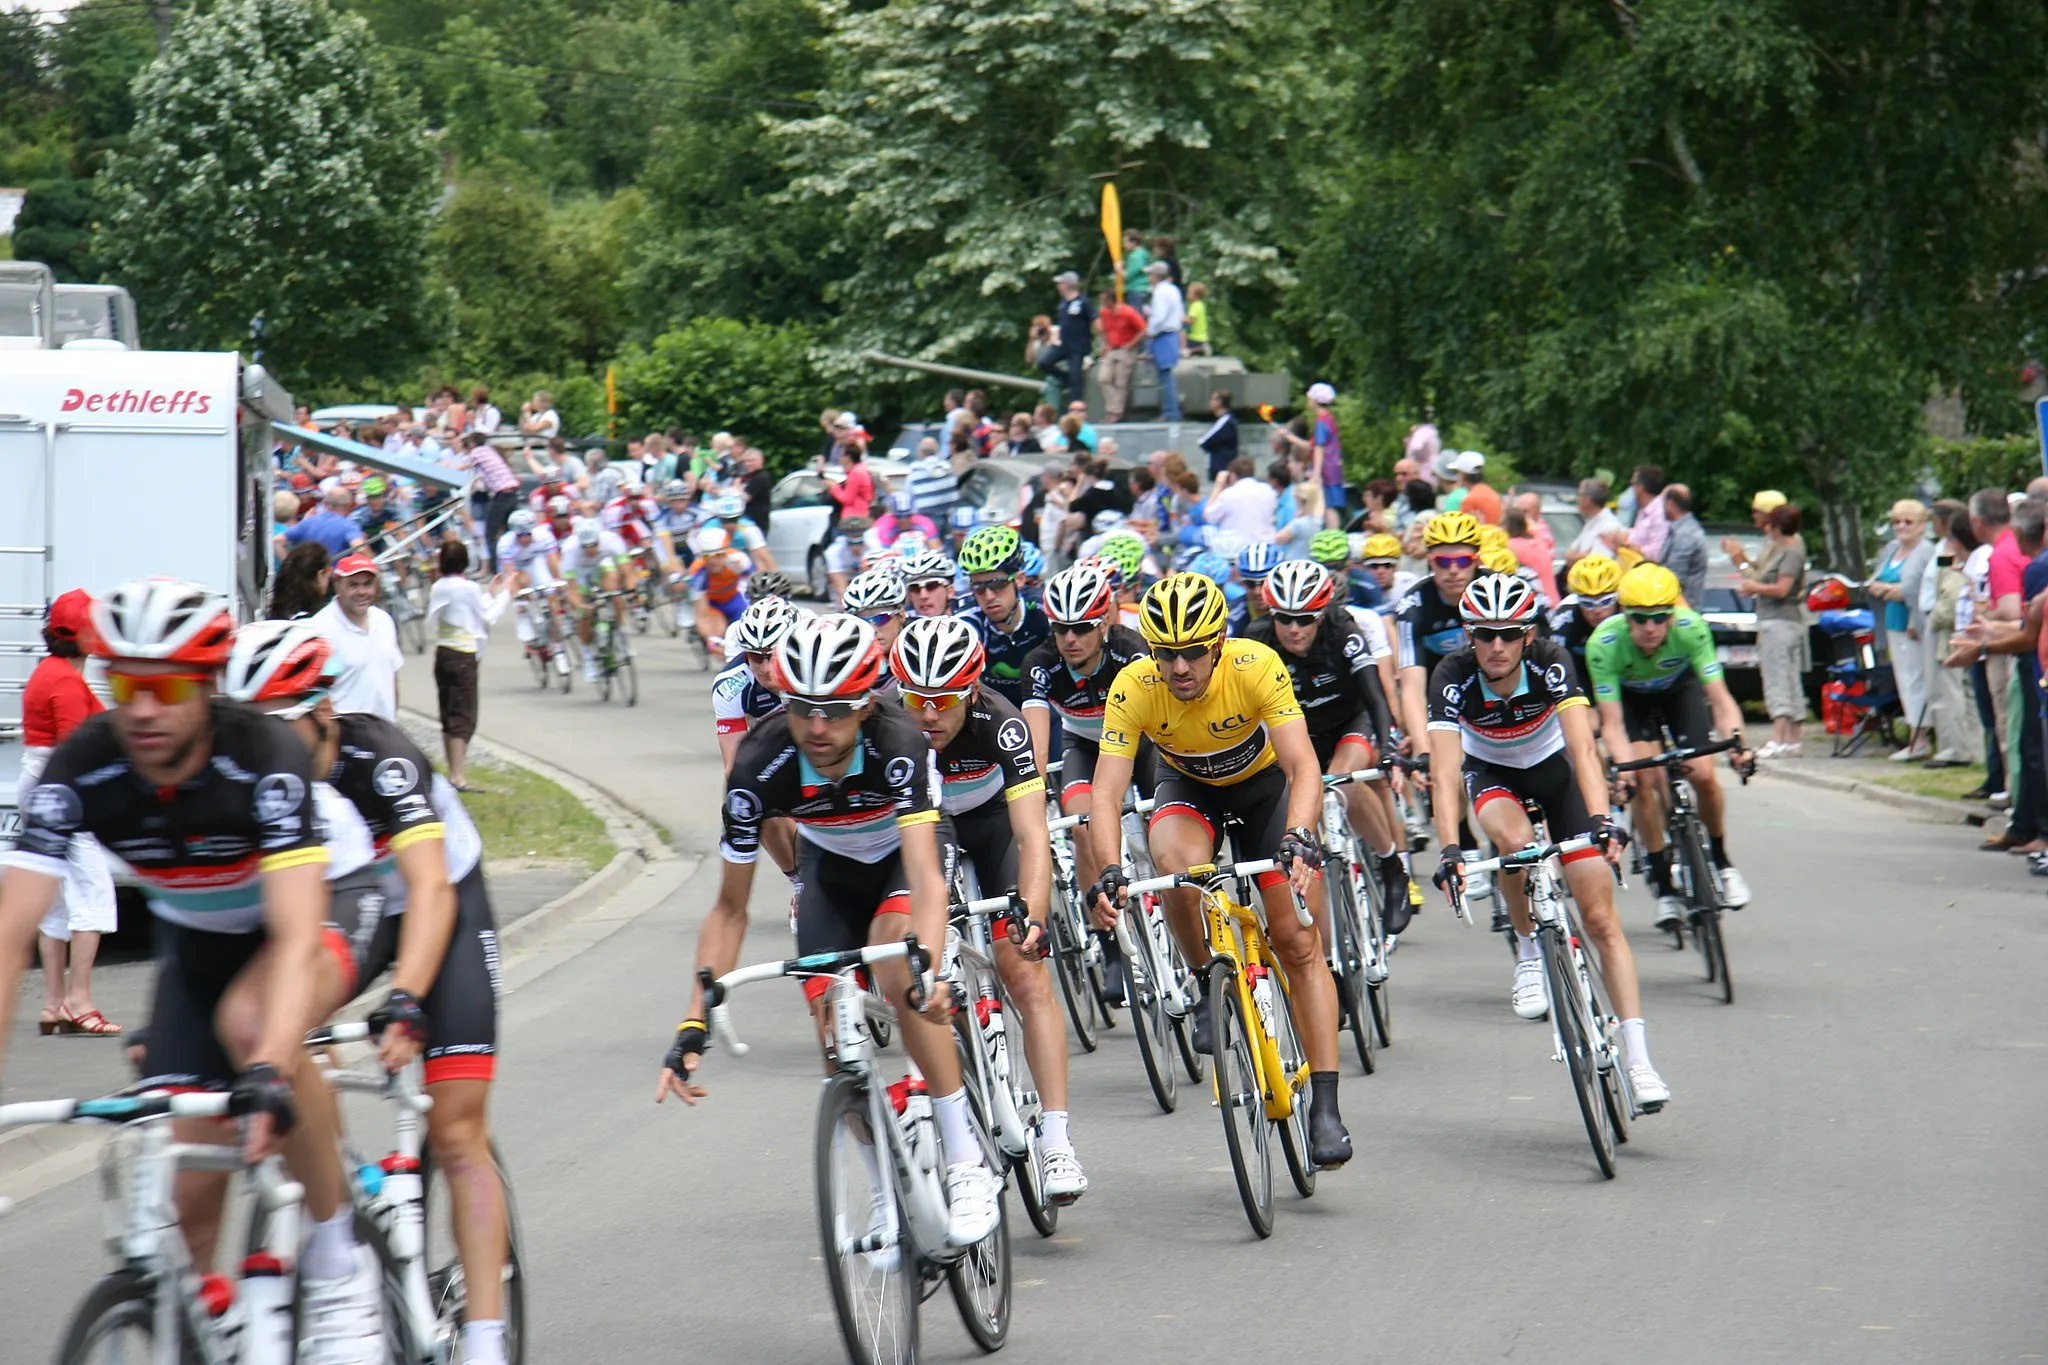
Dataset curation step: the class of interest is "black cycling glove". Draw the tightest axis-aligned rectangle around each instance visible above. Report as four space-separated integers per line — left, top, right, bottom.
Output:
1432 847 1466 893
663 1020 709 1076
1595 817 1630 854
1277 829 1323 872
1087 867 1130 913
229 1063 297 1136
368 988 430 1045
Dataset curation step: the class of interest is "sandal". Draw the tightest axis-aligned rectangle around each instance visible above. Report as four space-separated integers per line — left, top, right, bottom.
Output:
59 1009 123 1037
38 1007 65 1036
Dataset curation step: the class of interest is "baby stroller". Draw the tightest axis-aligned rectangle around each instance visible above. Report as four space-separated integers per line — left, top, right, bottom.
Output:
1811 578 1909 757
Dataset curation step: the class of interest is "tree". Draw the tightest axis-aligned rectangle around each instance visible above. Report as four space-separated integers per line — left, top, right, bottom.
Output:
1301 0 2048 565
769 0 1331 376
613 318 828 471
95 0 439 388
14 178 102 281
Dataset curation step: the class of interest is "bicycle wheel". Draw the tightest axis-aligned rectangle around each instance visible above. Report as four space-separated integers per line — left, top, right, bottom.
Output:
617 644 639 707
656 577 680 637
815 1072 918 1365
526 642 548 688
1570 917 1630 1149
1696 905 1733 1003
1208 960 1274 1238
1163 932 1206 1084
1268 968 1318 1199
422 1141 529 1364
55 1269 196 1365
1326 866 1376 1076
1542 932 1616 1179
554 628 576 694
1047 888 1100 1053
1120 904 1177 1114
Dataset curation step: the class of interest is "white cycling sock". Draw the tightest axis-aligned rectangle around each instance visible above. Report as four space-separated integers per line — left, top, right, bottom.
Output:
1515 932 1540 964
859 1133 885 1193
300 1208 359 1282
1620 1018 1652 1070
933 1087 980 1167
1370 840 1398 860
460 1320 508 1365
1041 1110 1071 1153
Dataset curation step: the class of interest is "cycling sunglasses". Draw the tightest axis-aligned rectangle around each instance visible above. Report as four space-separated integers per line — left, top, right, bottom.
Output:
1271 612 1320 628
1151 643 1215 664
1626 610 1674 625
108 670 212 705
1363 557 1399 569
1050 620 1102 637
1429 553 1477 571
859 611 900 628
1469 625 1530 644
1580 593 1618 610
743 650 774 668
902 688 973 712
784 694 869 719
968 576 1014 596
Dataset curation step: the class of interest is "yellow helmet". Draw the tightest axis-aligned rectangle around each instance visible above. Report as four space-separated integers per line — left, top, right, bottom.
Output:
1477 524 1510 554
1479 545 1520 576
1423 511 1482 548
1566 554 1622 599
1139 572 1230 649
1360 533 1401 562
1618 562 1682 610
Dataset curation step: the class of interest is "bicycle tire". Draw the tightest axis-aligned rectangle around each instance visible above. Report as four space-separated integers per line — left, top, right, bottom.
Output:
420 1140 529 1365
56 1269 200 1365
554 633 575 694
656 577 680 637
1164 933 1206 1084
1326 866 1376 1076
1677 816 1732 1000
1209 960 1274 1238
1697 905 1733 1003
1269 968 1318 1199
1542 931 1616 1179
1047 889 1100 1053
990 973 1059 1239
815 1072 919 1365
618 650 639 707
945 1108 1012 1353
1568 910 1630 1149
1120 904 1177 1114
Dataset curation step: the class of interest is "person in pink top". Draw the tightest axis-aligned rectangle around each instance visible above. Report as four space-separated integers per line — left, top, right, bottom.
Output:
1505 506 1561 603
826 441 876 521
21 590 121 1036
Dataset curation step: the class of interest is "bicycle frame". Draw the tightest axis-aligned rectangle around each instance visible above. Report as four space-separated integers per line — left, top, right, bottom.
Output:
944 890 1039 1163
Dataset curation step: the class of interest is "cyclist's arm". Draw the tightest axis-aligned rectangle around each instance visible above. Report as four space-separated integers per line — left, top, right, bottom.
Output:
1558 701 1611 823
1598 699 1647 764
898 817 950 971
385 836 456 1003
1398 663 1430 755
1022 704 1053 781
717 729 746 771
750 545 777 573
687 857 757 1020
1426 725 1467 848
254 856 329 1077
1701 676 1748 750
1006 787 1054 931
1269 718 1323 835
1085 751 1135 883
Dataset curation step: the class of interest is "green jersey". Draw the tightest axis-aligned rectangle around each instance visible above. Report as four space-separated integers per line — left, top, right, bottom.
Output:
1583 608 1722 702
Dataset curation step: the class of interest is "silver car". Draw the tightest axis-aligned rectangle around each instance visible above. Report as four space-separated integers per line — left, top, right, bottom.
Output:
766 459 908 599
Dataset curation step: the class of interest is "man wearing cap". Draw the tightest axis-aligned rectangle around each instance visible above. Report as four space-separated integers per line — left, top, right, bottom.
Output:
315 555 405 721
1144 261 1186 421
1046 272 1096 411
1722 489 1788 572
1308 383 1346 526
1452 450 1503 525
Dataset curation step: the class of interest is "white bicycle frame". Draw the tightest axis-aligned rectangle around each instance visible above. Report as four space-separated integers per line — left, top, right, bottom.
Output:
0 1092 303 1365
1321 769 1391 985
945 891 1040 1163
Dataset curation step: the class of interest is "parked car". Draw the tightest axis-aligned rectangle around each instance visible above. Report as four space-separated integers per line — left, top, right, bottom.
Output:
766 459 909 599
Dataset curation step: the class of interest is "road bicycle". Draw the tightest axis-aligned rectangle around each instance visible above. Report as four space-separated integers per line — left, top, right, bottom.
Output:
701 936 1011 1365
309 1021 528 1364
1449 827 1640 1179
1615 734 1746 1004
585 589 640 706
944 881 1065 1238
1043 807 1111 1053
514 585 576 693
1320 770 1392 1071
1110 797 1207 1113
625 547 682 639
1 1089 304 1365
1124 856 1317 1238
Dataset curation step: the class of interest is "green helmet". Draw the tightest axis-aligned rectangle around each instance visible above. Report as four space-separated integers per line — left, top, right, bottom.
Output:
360 475 388 498
1309 529 1351 567
958 525 1023 576
1097 532 1147 585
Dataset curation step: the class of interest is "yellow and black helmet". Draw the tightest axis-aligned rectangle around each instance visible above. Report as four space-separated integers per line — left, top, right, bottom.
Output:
1139 572 1230 650
1617 562 1682 611
1566 554 1622 599
1478 544 1521 576
1477 524 1511 554
1423 511 1483 549
1360 533 1401 562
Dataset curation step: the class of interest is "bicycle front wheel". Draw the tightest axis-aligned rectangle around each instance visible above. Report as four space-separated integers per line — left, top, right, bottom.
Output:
1326 866 1375 1076
617 648 639 707
816 1072 918 1365
1269 968 1317 1200
1542 934 1616 1179
1209 960 1274 1238
55 1270 192 1365
1047 888 1100 1053
1121 904 1177 1114
1696 905 1733 1003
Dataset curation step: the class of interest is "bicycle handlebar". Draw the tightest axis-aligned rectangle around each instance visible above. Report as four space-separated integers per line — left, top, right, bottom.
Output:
1047 812 1086 833
1612 736 1742 773
1321 769 1384 788
0 1090 235 1130
954 888 1043 957
1457 834 1597 878
697 936 931 1059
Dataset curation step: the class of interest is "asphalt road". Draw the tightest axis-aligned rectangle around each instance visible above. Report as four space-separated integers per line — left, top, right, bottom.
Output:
4 615 2044 1363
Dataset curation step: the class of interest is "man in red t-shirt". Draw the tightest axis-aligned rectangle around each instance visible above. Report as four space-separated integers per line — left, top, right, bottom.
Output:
20 589 122 1036
1096 290 1147 422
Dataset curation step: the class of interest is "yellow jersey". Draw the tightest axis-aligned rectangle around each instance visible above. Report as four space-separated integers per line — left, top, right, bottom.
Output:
1100 639 1303 786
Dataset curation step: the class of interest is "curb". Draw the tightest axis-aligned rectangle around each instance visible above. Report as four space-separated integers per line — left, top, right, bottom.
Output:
1757 763 1990 827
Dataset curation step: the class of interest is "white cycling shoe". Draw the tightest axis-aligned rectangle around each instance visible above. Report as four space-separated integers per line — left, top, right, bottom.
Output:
1717 866 1752 908
1653 895 1686 930
944 1162 1002 1247
862 1191 900 1272
299 1245 388 1365
1511 959 1549 1020
1042 1147 1088 1204
1628 1063 1671 1112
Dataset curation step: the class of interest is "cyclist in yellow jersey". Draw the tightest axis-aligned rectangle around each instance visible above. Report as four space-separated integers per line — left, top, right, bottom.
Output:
1085 573 1353 1168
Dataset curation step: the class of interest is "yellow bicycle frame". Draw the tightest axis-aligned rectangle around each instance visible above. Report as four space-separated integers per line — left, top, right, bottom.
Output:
1186 865 1310 1123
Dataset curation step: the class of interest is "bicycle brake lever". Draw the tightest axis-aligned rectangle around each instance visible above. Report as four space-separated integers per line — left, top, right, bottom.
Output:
696 966 725 1009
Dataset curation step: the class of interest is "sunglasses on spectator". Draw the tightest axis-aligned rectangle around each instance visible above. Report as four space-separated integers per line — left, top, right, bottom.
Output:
1626 610 1674 625
1429 553 1477 571
1271 612 1320 628
969 577 1013 596
108 670 212 705
902 688 973 712
1469 625 1529 644
1151 643 1214 664
1050 620 1101 637
784 694 868 719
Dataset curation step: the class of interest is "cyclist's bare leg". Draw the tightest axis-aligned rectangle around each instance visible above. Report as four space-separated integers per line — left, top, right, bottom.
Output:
1257 876 1339 1071
1475 798 1539 937
694 599 724 650
993 940 1068 1114
1629 767 1670 855
1562 857 1642 1020
424 1079 508 1320
1142 813 1216 970
1685 755 1726 836
864 909 965 1094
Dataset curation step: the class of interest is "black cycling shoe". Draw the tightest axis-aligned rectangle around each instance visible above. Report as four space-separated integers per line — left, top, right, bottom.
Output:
1307 1073 1352 1168
1189 993 1214 1054
1097 952 1128 1009
1490 906 1511 935
1381 860 1414 936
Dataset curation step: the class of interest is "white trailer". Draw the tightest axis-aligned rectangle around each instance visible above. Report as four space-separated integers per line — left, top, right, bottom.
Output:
0 349 291 837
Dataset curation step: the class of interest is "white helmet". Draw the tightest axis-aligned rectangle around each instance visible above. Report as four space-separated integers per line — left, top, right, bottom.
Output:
888 614 986 692
1041 562 1116 624
91 577 235 667
899 550 956 588
1261 559 1337 614
706 492 746 520
772 613 883 700
841 569 908 614
1459 573 1540 627
545 495 572 517
223 620 338 718
508 509 537 535
728 595 804 654
574 519 601 547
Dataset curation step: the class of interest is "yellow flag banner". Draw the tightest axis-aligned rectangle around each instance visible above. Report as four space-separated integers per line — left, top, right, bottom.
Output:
605 364 618 437
1101 183 1124 303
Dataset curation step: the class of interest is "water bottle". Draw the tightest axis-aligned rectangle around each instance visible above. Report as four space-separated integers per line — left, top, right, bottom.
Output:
378 1153 426 1265
1248 965 1278 1042
236 1253 295 1365
889 1074 936 1176
975 994 1008 1081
